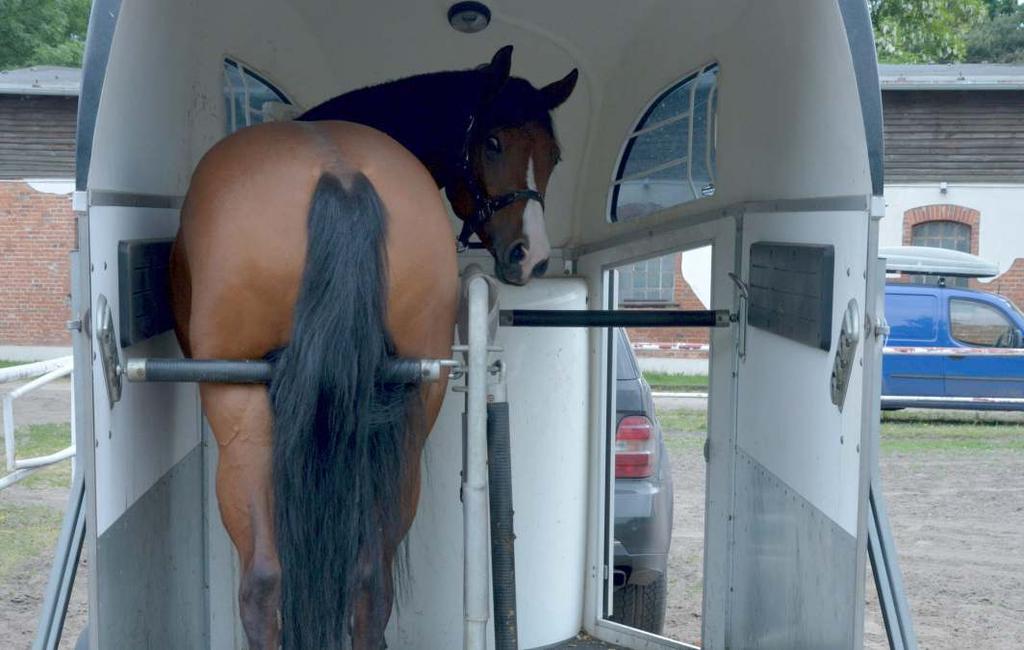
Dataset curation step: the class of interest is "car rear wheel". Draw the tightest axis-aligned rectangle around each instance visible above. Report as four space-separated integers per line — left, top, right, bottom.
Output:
609 573 667 634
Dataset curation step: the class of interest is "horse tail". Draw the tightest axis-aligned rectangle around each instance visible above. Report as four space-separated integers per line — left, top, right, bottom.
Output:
270 171 412 648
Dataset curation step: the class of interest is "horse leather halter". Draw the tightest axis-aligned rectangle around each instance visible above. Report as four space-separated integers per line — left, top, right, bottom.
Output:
455 114 545 251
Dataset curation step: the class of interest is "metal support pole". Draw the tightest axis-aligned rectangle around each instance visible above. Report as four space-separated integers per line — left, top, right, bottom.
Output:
499 308 732 328
463 273 491 650
486 362 517 650
33 470 86 650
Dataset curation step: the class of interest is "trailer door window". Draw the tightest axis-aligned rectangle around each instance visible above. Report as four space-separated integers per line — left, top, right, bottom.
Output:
950 298 1018 348
610 63 718 223
223 59 293 134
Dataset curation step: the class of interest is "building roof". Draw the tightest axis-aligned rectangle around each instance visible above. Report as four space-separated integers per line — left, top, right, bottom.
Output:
0 66 80 96
879 63 1024 91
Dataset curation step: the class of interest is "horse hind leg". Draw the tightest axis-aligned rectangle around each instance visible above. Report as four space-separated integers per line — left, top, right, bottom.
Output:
201 383 282 650
350 550 395 650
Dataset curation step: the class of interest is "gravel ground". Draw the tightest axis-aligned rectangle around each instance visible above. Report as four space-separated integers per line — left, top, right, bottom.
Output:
653 400 1024 650
3 381 1022 649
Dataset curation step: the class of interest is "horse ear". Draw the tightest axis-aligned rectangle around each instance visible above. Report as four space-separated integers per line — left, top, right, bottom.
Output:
541 68 579 109
487 45 513 79
481 45 513 98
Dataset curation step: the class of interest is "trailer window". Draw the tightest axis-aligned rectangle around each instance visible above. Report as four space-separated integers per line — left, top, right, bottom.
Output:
610 63 718 222
223 59 293 134
950 299 1018 348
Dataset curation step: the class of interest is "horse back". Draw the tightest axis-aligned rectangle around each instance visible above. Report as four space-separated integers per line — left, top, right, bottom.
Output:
172 120 458 369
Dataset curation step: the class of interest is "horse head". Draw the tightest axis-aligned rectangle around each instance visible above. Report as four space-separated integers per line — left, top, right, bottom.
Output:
446 46 578 285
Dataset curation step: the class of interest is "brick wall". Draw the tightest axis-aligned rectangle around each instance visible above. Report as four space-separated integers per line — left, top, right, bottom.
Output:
624 252 710 360
0 181 74 346
981 258 1024 311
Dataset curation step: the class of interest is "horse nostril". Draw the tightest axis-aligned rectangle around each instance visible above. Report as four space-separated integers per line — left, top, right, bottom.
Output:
532 258 549 278
509 243 527 264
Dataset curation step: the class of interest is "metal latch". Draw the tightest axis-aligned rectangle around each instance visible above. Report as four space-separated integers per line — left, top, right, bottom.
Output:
728 273 749 360
95 295 123 408
830 299 861 411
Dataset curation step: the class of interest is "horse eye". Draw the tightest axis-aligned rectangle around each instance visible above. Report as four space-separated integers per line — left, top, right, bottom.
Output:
485 136 502 154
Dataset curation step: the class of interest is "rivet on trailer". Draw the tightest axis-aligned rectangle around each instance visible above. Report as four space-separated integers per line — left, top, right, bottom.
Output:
39 1 917 649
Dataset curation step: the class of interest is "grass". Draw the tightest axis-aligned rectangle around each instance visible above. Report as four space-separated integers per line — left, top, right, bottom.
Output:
0 423 73 489
0 359 30 370
0 502 62 581
0 422 71 582
658 409 708 454
654 405 1024 455
642 371 708 392
880 411 1024 454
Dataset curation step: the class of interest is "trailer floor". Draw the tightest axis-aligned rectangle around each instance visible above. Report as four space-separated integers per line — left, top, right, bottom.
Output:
539 634 628 649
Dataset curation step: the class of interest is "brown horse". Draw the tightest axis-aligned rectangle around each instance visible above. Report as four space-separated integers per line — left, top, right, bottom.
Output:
170 49 576 650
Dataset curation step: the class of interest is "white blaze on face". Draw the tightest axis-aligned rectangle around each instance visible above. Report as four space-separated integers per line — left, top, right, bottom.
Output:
521 156 551 277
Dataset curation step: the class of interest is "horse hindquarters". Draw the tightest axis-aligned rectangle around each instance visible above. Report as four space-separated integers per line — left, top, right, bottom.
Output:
270 172 413 649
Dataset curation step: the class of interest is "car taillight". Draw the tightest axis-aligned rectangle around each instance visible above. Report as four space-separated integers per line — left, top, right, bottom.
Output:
615 415 656 478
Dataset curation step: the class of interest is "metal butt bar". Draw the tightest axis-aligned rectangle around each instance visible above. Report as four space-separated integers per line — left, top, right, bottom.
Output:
124 357 453 385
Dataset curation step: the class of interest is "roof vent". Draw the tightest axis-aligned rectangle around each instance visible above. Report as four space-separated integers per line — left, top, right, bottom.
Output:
448 2 491 34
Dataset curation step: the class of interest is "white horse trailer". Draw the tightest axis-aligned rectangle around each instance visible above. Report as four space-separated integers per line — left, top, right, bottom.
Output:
60 1 901 648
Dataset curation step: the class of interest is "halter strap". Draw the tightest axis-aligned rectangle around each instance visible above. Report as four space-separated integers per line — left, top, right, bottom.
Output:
454 114 544 250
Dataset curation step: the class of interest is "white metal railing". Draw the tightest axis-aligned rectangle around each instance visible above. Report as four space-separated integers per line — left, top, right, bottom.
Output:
0 357 75 490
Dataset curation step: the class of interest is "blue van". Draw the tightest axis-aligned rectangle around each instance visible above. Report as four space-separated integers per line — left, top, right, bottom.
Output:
883 283 1024 409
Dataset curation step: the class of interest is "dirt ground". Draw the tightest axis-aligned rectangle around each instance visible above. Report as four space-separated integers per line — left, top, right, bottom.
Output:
3 380 1023 649
654 402 1024 650
0 379 87 650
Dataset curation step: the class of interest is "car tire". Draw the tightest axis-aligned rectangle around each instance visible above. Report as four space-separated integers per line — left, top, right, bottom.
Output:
609 573 667 634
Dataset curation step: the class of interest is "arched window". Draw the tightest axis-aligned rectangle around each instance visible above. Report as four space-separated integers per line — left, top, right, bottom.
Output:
223 59 294 134
610 63 718 222
911 220 971 287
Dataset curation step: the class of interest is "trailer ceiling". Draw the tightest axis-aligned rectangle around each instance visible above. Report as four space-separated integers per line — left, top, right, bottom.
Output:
88 0 878 252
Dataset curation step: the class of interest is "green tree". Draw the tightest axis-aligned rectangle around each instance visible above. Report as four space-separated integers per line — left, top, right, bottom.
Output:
871 0 988 63
0 0 91 71
966 2 1024 62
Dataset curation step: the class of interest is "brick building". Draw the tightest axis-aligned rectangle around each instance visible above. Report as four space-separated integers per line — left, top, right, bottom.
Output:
0 66 79 359
879 64 1024 308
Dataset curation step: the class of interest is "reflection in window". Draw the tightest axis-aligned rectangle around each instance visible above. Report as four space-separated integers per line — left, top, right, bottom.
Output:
223 59 293 134
618 254 677 304
911 220 971 288
611 63 718 222
884 294 938 342
950 298 1016 347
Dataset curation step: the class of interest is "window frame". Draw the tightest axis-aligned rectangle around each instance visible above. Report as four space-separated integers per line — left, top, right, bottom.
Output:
223 57 293 134
607 61 719 224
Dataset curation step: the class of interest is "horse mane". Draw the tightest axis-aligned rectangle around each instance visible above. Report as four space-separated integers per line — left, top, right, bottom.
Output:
296 68 556 181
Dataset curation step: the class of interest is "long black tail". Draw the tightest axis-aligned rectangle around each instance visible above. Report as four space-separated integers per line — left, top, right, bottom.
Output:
271 172 413 648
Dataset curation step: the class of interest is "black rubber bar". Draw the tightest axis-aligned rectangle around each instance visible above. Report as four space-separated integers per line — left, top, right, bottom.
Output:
498 309 730 328
487 401 518 650
127 358 426 385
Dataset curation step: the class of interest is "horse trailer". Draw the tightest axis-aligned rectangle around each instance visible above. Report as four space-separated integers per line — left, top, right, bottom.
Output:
57 0 906 648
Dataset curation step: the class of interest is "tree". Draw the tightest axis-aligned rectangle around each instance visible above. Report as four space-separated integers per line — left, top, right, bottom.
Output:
0 0 91 71
966 2 1024 62
870 0 988 63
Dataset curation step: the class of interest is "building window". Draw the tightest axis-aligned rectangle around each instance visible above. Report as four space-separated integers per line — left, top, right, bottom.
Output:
950 298 1017 348
610 63 718 222
911 220 970 288
618 254 677 304
223 59 293 134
